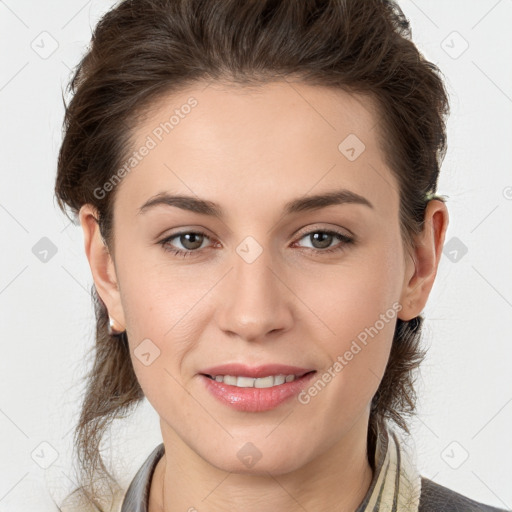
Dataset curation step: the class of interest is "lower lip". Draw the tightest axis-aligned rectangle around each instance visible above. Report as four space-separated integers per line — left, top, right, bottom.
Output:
199 372 316 412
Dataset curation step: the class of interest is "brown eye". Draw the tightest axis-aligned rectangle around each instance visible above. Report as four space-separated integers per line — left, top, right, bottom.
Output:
176 232 205 250
159 231 211 256
295 229 354 253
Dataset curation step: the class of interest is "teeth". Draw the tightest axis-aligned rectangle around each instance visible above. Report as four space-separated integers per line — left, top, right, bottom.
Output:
209 374 298 388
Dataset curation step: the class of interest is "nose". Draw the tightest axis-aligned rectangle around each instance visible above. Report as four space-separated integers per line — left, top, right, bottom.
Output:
215 245 294 342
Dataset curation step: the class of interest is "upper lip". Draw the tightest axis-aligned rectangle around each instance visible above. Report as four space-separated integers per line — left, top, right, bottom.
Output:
199 363 315 379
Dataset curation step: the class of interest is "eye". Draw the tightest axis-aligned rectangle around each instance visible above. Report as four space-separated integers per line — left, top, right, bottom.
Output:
159 230 212 258
293 228 354 254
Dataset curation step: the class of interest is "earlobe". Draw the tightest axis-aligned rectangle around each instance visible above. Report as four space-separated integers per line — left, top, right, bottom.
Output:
78 204 126 332
398 200 449 321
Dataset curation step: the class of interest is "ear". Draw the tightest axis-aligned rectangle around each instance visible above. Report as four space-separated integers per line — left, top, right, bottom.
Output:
398 199 449 321
79 204 126 332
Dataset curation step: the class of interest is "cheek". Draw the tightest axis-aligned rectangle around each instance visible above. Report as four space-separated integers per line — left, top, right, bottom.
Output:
116 264 201 414
300 241 404 400
306 236 403 336
305 288 397 396
114 252 218 399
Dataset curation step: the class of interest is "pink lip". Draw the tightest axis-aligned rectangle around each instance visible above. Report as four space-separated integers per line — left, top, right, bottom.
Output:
198 364 317 412
199 363 314 379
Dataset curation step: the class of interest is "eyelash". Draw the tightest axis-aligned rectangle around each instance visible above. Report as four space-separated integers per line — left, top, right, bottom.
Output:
158 228 355 258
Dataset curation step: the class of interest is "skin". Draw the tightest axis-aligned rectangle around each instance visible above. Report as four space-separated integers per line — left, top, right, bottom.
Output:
79 80 448 512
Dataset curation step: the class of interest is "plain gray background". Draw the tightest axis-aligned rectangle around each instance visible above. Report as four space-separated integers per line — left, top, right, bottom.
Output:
1 0 511 510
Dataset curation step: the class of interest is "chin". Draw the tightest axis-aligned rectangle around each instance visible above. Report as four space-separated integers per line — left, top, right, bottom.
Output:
199 439 311 476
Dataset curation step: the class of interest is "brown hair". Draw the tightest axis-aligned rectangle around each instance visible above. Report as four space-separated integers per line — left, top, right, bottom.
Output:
54 0 449 508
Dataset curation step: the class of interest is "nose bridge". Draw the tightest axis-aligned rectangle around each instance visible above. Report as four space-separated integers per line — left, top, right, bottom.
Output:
216 239 292 340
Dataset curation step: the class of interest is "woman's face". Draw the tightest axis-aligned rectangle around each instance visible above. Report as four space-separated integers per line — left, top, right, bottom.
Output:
83 81 439 474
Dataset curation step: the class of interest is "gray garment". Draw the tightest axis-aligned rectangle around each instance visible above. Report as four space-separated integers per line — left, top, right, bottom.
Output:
120 443 509 512
120 444 164 512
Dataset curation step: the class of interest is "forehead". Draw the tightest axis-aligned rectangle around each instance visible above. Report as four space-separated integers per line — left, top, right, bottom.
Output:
114 80 399 221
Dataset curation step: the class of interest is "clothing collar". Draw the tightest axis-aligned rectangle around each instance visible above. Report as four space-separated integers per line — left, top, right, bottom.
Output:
356 423 421 511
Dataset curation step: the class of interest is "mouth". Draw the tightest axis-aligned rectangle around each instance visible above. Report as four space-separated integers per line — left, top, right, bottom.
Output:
199 369 318 412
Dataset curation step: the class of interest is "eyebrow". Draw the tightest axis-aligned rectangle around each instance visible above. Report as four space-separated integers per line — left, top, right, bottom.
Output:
137 188 374 218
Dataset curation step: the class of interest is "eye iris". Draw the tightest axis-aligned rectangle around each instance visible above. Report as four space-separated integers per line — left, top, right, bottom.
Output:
181 233 204 250
311 232 332 249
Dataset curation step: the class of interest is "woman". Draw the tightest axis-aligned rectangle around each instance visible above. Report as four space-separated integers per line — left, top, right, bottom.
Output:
54 0 508 511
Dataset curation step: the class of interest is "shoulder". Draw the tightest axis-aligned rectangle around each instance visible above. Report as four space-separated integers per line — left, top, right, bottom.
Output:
419 477 510 512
